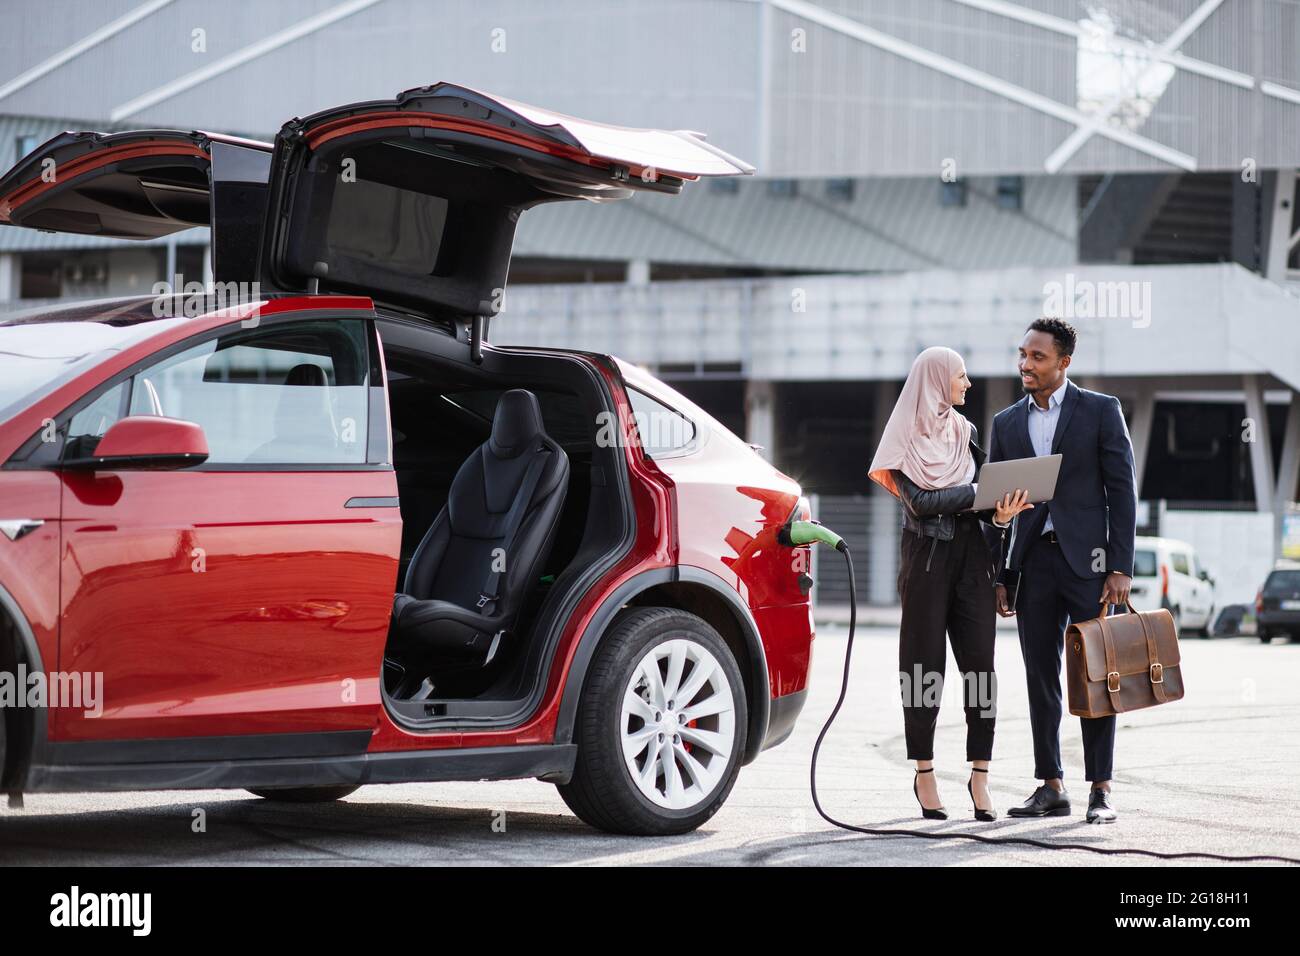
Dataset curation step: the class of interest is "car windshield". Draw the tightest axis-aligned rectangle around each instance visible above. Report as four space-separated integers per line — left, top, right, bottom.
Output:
0 302 189 423
1263 570 1300 596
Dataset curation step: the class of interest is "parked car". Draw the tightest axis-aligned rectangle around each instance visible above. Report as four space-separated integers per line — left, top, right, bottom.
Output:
1255 564 1300 643
0 84 816 835
1128 536 1216 634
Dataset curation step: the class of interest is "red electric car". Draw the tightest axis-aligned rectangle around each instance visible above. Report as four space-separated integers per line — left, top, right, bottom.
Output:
0 84 814 835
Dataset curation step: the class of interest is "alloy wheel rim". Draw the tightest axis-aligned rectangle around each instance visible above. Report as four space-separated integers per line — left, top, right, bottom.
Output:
619 637 736 810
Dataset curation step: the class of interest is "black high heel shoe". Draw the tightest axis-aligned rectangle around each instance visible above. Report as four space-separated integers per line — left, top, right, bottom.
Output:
967 767 997 822
913 767 948 820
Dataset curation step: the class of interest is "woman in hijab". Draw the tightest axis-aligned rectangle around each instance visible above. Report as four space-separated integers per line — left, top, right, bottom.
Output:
869 347 1033 821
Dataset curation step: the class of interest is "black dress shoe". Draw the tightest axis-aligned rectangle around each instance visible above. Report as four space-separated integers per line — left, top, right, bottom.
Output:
1006 784 1071 817
1086 788 1117 824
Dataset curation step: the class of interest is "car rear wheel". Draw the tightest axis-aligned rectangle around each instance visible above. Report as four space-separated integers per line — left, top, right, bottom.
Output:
557 607 747 836
1260 630 1274 643
247 785 360 803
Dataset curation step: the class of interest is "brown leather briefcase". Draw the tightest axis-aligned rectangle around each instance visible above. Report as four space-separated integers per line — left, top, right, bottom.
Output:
1066 603 1184 718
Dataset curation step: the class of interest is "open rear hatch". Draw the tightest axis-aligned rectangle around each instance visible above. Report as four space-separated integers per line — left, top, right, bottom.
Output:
260 82 754 316
0 130 272 282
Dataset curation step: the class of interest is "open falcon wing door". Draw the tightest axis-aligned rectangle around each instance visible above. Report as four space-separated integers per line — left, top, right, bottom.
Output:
259 82 754 320
0 129 273 284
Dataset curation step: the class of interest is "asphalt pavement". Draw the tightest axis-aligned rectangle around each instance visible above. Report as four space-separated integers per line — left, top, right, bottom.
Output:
2 623 1297 866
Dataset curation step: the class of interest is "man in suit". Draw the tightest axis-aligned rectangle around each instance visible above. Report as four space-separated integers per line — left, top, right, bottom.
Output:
984 318 1137 824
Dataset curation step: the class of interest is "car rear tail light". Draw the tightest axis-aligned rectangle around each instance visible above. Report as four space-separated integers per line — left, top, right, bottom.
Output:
1160 563 1169 598
1256 589 1264 615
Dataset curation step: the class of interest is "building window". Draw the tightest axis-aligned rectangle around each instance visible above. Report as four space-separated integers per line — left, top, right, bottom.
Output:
708 177 739 195
14 135 39 162
940 179 967 207
826 178 854 201
996 175 1024 210
768 179 798 199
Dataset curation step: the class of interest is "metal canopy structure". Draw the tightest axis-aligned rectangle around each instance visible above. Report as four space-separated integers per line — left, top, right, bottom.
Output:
0 0 1297 178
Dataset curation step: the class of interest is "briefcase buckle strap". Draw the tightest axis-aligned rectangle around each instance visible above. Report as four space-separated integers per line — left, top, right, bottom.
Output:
1149 662 1164 684
1106 671 1121 693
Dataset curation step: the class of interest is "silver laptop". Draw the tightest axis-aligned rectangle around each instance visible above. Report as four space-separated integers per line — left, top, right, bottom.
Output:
972 454 1063 511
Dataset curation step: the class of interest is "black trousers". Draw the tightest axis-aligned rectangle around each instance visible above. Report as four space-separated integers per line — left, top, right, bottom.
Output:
1015 534 1116 782
897 514 997 762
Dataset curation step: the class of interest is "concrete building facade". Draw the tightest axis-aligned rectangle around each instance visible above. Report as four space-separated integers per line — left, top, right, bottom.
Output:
2 0 1299 606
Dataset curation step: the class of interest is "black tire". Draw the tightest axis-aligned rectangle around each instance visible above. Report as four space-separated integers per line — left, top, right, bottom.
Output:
1260 631 1274 644
557 606 748 836
247 785 360 803
1200 606 1215 638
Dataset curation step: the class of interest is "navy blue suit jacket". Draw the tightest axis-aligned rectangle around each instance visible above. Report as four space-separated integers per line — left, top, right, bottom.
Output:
983 382 1137 581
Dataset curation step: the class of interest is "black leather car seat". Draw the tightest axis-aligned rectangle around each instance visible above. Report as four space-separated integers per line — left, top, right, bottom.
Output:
390 389 569 671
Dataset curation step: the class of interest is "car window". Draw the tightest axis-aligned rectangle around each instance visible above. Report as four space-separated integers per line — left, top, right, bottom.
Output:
441 387 591 450
0 315 189 425
1133 549 1157 577
1263 570 1300 595
627 387 696 459
65 380 130 458
123 320 370 465
1171 552 1191 576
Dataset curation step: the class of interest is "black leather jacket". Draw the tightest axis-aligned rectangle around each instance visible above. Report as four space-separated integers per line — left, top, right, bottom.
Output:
891 426 1003 541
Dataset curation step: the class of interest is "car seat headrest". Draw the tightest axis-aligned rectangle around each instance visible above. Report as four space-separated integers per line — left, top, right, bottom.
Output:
275 363 335 440
284 363 328 387
489 388 546 459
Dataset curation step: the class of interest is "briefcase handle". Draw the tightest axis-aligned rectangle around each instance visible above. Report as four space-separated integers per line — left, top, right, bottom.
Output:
1103 601 1138 616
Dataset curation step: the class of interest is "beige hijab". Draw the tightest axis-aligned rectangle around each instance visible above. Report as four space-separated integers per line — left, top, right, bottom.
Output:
868 346 973 497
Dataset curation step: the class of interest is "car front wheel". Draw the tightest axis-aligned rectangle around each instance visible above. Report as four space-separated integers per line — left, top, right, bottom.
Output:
558 607 748 835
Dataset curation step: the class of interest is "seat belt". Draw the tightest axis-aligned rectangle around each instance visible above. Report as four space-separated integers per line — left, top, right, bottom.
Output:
476 445 550 616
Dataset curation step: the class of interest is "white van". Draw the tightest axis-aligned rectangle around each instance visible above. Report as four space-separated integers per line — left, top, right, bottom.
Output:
1128 536 1217 633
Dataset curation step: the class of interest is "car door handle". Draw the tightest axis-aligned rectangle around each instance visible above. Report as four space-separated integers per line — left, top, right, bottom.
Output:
344 496 400 508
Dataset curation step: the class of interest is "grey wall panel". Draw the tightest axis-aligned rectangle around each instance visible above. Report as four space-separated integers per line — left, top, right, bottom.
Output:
11 0 764 158
1261 0 1300 87
765 2 1079 177
0 0 143 90
0 0 336 131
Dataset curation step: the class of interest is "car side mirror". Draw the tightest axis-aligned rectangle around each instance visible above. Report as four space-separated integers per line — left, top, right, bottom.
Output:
62 416 209 471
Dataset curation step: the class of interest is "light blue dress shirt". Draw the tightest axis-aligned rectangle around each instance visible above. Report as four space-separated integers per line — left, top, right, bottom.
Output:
1027 378 1068 533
